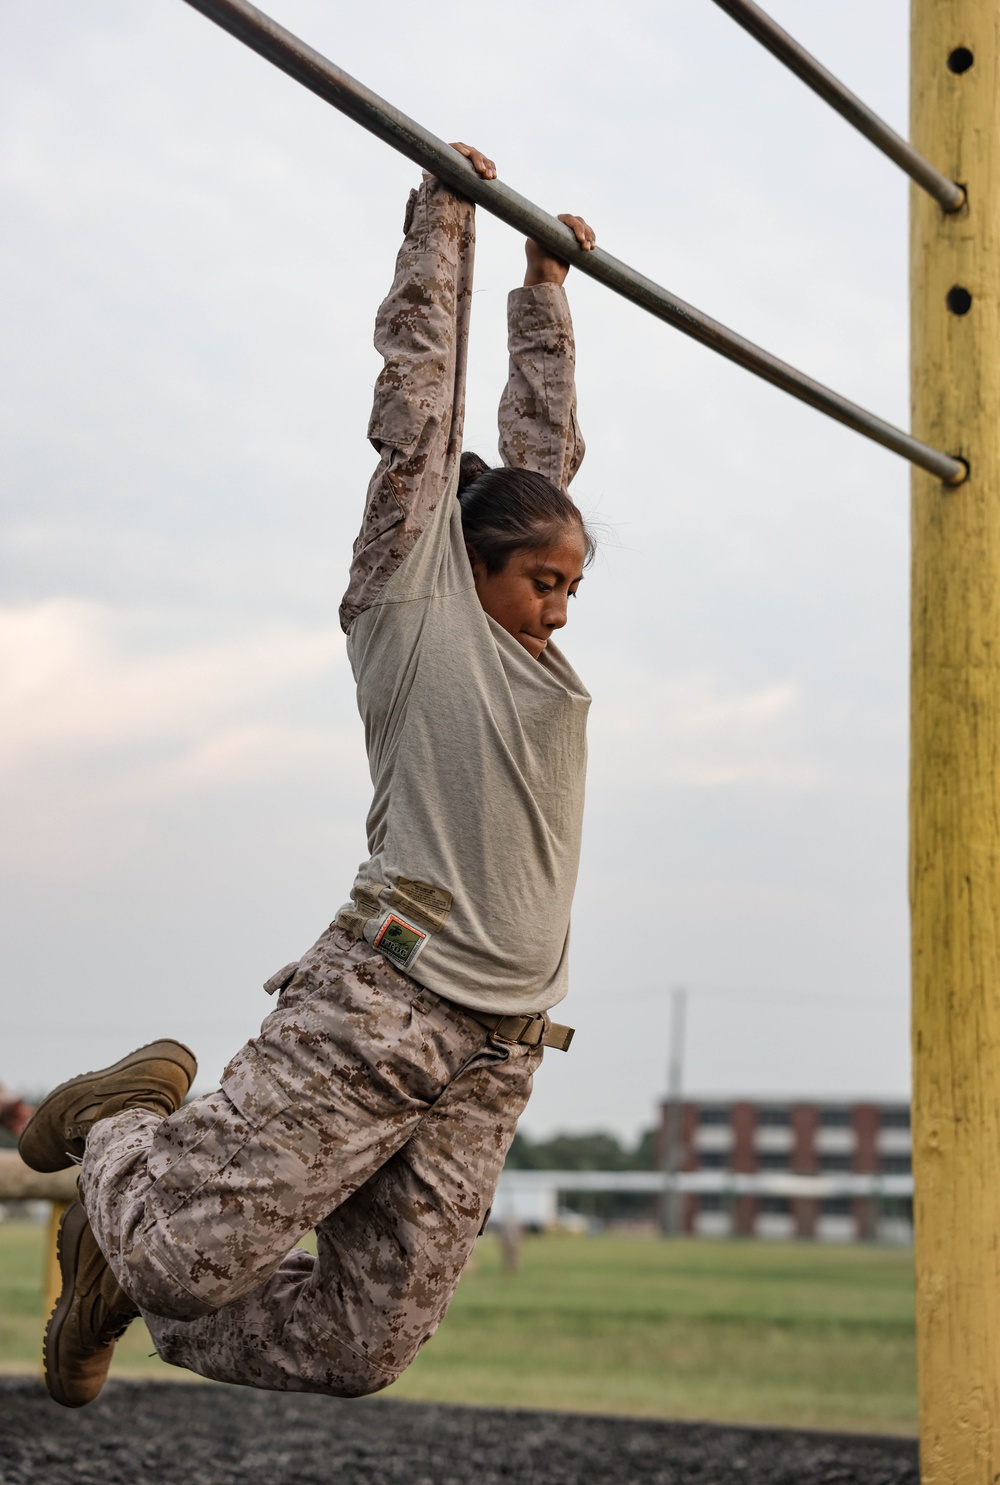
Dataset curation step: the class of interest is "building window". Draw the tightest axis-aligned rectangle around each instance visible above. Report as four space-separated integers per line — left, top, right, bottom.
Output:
880 1107 911 1129
699 1150 729 1169
759 1196 791 1214
819 1152 852 1171
758 1106 791 1127
821 1197 853 1216
819 1106 851 1127
698 1106 729 1126
758 1151 789 1170
698 1193 724 1212
881 1155 912 1175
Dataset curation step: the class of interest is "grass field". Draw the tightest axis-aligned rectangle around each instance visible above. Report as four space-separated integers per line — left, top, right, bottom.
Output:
0 1219 917 1434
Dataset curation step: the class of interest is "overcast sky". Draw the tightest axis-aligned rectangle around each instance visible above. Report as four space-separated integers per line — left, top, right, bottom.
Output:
1 0 916 1139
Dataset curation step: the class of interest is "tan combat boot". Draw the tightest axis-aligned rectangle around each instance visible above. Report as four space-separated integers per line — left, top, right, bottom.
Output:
18 1039 197 1173
44 1201 140 1408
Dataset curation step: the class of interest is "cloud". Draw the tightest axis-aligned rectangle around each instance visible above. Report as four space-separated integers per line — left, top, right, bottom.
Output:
585 654 819 791
0 598 348 767
0 0 913 1121
0 600 366 877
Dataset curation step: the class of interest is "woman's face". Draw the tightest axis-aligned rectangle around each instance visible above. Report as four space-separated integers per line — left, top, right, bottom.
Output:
469 527 588 659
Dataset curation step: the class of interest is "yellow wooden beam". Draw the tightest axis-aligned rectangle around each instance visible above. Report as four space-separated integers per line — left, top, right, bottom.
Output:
910 3 1000 1478
41 1200 71 1368
0 1152 78 1203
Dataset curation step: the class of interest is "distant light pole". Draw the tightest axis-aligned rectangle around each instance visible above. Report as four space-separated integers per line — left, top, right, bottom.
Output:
660 986 687 1237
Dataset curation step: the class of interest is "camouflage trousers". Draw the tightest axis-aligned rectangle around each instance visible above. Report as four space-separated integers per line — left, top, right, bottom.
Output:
79 925 540 1396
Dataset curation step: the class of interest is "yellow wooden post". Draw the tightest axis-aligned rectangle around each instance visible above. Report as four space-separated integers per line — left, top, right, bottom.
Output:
42 1200 70 1344
910 3 1000 1478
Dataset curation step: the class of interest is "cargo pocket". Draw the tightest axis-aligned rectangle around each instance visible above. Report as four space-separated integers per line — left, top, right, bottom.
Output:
145 1043 294 1222
219 1042 294 1128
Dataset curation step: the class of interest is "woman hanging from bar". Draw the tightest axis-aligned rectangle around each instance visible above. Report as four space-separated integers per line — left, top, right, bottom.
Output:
20 144 597 1406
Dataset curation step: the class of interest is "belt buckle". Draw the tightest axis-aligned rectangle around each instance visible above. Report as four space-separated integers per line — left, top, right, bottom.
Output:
491 1016 525 1045
494 1014 544 1048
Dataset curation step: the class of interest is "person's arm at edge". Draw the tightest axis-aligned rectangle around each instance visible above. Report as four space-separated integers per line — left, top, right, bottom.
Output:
498 215 595 490
339 145 496 633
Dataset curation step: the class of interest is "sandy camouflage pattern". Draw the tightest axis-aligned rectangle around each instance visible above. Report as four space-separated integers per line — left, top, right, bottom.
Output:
340 179 583 631
81 926 538 1395
498 283 584 490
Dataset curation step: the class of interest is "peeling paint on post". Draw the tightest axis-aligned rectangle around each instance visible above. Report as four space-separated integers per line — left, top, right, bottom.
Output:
910 3 1000 1478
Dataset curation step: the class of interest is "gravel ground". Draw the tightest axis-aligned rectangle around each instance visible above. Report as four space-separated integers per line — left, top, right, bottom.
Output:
0 1378 917 1485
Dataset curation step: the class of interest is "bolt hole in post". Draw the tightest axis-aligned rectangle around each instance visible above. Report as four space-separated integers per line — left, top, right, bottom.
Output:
940 50 972 493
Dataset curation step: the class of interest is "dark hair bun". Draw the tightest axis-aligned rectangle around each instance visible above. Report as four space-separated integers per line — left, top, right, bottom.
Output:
456 457 596 577
458 451 493 495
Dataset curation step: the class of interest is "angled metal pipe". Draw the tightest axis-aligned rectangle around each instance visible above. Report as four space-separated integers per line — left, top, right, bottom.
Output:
180 0 966 485
710 0 965 213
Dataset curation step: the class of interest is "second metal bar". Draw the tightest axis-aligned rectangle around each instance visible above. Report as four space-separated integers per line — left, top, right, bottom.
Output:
180 0 965 485
710 0 965 213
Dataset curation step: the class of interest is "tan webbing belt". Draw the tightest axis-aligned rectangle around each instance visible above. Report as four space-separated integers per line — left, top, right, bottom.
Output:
333 916 575 1052
465 1009 575 1053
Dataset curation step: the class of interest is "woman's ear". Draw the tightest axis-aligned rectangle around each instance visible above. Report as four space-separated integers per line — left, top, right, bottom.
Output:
465 543 490 592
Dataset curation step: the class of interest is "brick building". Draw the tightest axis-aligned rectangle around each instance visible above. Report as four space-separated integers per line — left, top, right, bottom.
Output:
658 1098 913 1242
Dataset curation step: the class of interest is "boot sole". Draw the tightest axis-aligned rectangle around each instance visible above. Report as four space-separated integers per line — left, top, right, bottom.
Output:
43 1201 92 1408
19 1039 198 1173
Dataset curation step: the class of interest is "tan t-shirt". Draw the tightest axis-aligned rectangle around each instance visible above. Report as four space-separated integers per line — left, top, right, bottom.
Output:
338 473 590 1015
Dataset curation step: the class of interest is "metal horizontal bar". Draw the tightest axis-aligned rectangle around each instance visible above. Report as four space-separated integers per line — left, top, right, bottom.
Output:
710 0 965 213
180 0 965 486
